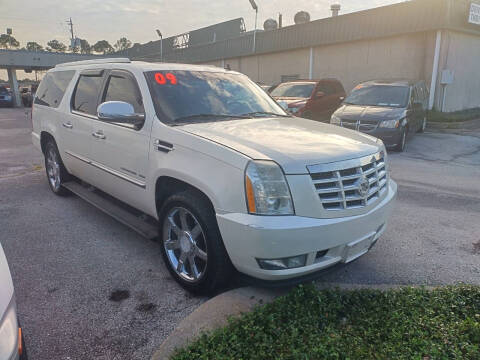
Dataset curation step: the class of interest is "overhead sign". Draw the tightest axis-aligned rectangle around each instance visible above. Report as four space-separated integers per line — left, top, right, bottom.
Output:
469 2 480 25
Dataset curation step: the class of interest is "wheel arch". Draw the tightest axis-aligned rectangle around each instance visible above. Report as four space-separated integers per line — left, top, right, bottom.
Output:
155 176 216 217
40 131 56 154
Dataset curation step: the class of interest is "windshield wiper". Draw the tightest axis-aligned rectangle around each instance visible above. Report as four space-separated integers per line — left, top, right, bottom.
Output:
172 113 249 124
241 111 291 118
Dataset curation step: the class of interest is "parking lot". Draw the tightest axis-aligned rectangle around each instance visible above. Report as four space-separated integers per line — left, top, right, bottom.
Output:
1 107 479 360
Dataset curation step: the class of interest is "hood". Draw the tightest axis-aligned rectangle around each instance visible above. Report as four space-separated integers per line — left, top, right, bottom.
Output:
334 104 406 122
0 243 14 318
178 117 380 174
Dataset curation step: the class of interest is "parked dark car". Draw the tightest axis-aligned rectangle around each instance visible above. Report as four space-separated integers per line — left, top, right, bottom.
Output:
270 79 346 121
330 80 428 152
0 86 14 107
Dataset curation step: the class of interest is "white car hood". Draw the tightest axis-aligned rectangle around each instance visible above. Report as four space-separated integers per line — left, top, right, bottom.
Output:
0 243 14 317
178 117 380 174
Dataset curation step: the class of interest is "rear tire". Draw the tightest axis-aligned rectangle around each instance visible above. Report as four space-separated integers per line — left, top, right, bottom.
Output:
158 190 233 294
394 127 407 152
44 140 71 196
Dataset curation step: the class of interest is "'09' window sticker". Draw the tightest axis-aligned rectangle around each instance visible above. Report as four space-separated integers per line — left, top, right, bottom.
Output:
155 73 177 85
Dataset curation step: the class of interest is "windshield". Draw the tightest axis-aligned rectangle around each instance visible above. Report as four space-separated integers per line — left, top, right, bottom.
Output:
344 85 409 108
0 86 8 94
145 70 287 125
270 82 315 98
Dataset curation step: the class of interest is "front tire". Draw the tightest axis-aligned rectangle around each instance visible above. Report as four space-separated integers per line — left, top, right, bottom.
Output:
44 140 71 196
158 190 232 294
394 127 407 152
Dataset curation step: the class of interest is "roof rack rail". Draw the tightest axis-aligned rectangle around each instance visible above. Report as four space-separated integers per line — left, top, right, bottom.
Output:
55 58 131 68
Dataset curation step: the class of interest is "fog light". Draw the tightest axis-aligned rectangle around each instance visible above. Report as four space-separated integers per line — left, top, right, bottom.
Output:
257 254 307 270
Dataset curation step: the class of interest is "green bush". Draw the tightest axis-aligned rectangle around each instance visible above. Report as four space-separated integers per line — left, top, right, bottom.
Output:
428 108 480 123
172 285 480 360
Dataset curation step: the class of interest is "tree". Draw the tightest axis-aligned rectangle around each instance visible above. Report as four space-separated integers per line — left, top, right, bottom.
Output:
26 41 43 51
47 39 67 52
93 40 113 54
79 39 91 54
0 34 20 49
114 37 132 51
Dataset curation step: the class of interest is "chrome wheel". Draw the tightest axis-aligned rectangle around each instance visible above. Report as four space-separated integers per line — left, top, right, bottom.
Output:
162 207 208 283
46 147 61 191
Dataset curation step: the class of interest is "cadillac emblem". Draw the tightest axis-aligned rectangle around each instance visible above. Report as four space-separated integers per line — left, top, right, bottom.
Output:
358 176 370 197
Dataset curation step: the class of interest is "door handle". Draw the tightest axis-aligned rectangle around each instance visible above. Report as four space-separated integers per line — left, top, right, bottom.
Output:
62 122 73 129
153 139 174 153
92 131 106 139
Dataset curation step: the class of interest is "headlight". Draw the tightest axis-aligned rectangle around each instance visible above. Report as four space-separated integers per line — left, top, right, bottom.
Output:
376 139 390 173
330 115 341 125
0 298 18 360
245 160 294 215
379 119 400 128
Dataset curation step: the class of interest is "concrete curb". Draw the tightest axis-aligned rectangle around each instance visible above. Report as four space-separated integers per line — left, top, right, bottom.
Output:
151 283 431 359
427 118 480 130
151 286 289 360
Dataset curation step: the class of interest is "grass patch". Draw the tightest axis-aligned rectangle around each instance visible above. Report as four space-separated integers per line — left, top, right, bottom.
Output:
172 284 480 360
428 108 480 123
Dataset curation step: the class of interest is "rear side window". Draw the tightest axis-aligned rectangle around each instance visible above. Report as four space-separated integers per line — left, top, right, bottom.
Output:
334 81 345 93
34 70 75 108
72 72 104 116
103 72 144 113
316 82 336 95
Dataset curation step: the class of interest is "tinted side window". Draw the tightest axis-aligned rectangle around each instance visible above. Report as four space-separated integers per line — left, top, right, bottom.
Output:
72 73 104 115
34 70 75 108
334 81 345 93
103 73 144 113
316 82 336 95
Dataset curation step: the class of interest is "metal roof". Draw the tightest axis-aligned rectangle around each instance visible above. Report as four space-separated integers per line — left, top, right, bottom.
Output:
123 0 479 64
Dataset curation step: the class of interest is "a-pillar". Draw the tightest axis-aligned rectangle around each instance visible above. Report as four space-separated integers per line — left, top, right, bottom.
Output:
7 67 21 107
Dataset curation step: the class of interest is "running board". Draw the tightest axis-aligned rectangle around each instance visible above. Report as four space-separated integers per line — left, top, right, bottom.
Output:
62 181 158 240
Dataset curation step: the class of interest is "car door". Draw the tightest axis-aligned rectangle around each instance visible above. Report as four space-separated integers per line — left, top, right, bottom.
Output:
310 81 339 122
59 69 103 182
89 69 151 212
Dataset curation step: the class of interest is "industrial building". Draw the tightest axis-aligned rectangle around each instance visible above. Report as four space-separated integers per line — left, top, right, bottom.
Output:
121 0 480 112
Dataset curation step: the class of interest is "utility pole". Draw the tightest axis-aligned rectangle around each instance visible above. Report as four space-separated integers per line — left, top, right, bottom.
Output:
67 18 75 50
156 29 163 62
248 0 258 53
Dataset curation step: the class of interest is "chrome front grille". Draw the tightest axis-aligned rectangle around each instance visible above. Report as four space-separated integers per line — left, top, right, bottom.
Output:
307 152 388 211
340 119 378 132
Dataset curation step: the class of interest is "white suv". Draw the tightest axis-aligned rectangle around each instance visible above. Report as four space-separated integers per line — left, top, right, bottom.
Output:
32 58 397 292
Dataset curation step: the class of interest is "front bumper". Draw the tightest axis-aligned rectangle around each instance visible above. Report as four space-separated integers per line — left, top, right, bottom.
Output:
217 180 397 281
0 297 20 360
361 128 403 148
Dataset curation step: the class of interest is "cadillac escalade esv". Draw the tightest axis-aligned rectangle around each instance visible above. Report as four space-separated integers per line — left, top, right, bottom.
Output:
32 58 397 292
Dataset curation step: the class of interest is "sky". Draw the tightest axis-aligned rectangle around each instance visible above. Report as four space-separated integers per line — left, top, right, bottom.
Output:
0 0 401 80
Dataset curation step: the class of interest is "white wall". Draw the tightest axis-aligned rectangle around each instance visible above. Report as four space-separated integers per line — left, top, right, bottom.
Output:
437 30 480 112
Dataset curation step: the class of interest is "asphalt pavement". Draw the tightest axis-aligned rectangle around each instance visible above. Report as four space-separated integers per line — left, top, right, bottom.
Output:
1 108 479 359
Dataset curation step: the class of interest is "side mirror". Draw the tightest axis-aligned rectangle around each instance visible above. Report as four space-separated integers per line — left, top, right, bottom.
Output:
97 101 145 129
316 91 325 99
